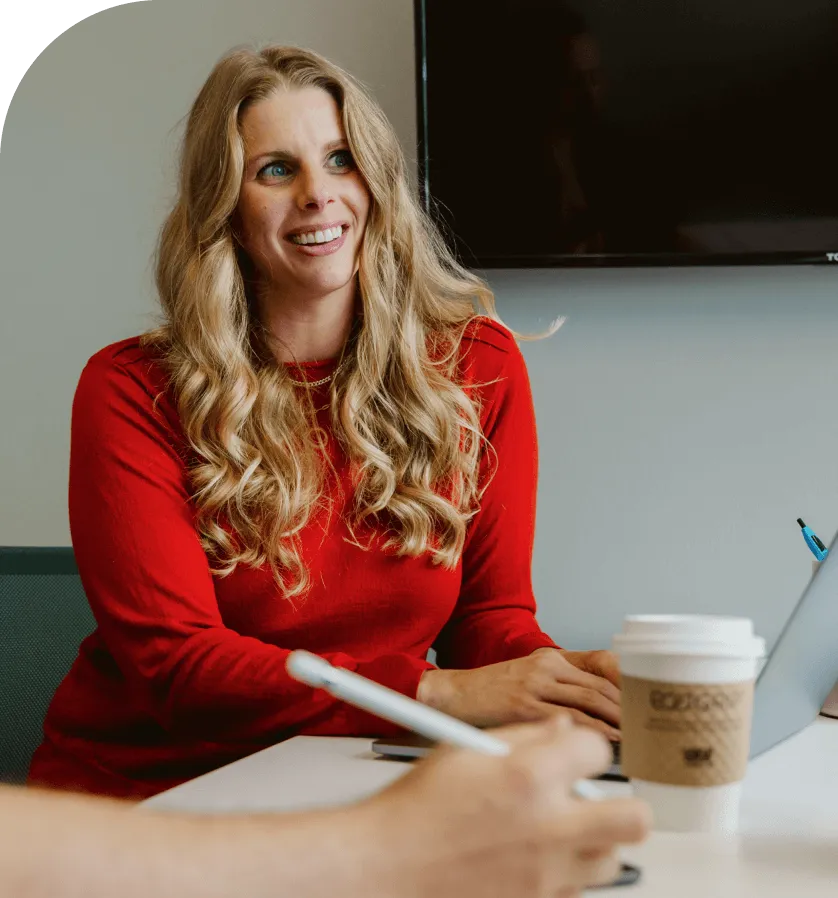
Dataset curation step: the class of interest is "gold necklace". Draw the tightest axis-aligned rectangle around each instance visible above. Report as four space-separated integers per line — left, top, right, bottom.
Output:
287 371 335 388
288 355 345 388
285 324 356 388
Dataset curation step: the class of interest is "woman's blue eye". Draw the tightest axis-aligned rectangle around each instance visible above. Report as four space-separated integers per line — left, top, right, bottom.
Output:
262 161 289 178
330 150 353 168
259 151 352 180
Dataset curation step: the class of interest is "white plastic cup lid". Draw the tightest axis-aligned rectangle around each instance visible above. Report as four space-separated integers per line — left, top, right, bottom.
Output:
612 614 765 659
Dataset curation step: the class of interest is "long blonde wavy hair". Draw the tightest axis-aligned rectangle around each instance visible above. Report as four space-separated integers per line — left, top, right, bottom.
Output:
144 44 544 601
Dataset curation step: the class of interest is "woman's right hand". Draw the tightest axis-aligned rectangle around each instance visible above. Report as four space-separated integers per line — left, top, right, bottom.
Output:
417 649 621 740
358 717 650 898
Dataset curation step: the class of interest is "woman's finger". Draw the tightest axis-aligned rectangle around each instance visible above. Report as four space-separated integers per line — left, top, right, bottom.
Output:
555 660 622 708
536 681 622 728
573 649 622 689
561 708 621 742
538 652 622 707
593 652 622 688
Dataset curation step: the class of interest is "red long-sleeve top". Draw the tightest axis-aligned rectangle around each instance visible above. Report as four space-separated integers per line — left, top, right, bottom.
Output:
28 318 558 799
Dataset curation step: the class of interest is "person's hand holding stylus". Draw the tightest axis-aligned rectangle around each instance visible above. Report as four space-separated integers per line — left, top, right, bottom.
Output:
359 716 650 896
287 651 649 891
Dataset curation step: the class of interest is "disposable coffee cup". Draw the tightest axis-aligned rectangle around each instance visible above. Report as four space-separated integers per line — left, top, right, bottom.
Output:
613 615 765 834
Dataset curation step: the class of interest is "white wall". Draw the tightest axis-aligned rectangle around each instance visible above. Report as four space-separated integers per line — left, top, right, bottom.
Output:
0 0 417 545
2 0 837 652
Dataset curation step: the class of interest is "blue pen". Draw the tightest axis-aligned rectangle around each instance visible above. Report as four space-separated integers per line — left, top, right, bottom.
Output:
797 518 829 562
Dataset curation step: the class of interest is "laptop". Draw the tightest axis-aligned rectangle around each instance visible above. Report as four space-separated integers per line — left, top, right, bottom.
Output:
374 528 838 775
373 730 625 779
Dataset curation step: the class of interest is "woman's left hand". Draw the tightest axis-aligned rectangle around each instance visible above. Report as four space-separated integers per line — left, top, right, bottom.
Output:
530 647 622 735
555 648 621 689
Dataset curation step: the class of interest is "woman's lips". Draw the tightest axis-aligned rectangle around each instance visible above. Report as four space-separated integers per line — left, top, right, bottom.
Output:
287 226 349 257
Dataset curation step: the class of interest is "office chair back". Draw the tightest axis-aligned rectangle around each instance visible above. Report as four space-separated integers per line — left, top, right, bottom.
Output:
0 547 95 784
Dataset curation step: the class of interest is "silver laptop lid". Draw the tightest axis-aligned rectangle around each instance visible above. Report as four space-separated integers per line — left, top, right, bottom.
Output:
750 528 838 759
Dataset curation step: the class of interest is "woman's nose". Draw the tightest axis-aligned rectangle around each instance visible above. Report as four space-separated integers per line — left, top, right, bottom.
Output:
296 167 333 211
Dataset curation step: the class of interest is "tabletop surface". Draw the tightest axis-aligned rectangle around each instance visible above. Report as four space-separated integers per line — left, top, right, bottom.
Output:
145 717 838 896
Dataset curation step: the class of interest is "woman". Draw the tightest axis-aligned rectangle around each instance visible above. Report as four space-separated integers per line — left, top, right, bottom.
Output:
29 45 620 800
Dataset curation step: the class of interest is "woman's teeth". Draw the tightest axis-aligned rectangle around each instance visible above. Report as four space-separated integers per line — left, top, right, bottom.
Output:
290 226 344 245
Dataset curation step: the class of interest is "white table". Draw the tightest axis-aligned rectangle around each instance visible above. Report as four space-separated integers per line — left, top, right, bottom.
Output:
145 718 838 896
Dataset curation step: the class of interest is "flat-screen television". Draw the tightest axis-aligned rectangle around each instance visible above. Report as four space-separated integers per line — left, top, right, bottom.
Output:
414 0 838 268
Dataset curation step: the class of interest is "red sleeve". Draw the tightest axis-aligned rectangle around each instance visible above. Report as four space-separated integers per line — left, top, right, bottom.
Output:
68 347 433 743
433 322 560 669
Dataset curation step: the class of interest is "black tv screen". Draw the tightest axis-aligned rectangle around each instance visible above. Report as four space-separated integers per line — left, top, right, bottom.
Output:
415 0 838 267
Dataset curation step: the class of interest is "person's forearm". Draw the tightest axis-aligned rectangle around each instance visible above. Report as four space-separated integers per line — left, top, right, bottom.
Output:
0 786 381 898
96 626 432 743
433 609 558 669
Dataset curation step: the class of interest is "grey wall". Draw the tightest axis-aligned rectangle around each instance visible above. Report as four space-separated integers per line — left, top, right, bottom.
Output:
491 266 838 651
2 0 837 651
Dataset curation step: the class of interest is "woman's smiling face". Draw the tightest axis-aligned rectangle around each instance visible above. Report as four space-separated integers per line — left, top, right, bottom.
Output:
236 85 371 302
